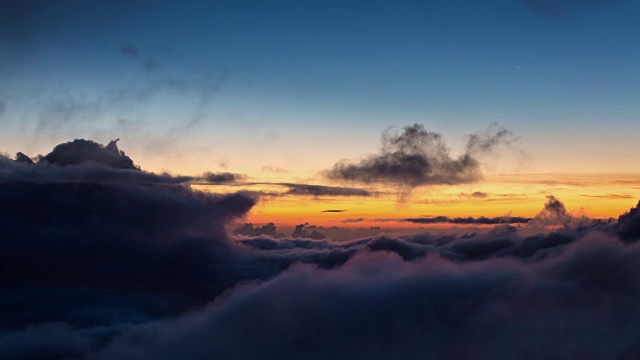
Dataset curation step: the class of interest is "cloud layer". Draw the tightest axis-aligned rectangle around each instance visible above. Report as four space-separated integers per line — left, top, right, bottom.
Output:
2 138 640 359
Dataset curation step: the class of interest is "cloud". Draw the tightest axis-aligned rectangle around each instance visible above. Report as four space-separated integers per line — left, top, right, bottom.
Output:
14 151 33 164
0 139 192 186
119 44 157 70
322 209 347 213
90 233 640 360
234 222 285 238
402 215 532 225
460 191 489 199
199 172 245 185
261 166 288 173
326 123 518 192
4 42 227 155
39 138 138 169
582 193 633 200
341 217 365 223
4 139 640 359
529 195 573 227
614 200 640 243
277 183 375 197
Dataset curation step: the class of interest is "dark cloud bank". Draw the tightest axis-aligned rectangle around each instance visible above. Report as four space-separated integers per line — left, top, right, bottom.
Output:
3 139 640 359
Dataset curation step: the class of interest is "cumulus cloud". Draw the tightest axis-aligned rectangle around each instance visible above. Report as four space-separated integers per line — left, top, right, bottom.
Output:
529 195 573 227
326 123 518 192
14 151 33 164
0 143 191 186
614 200 640 243
39 138 138 169
234 222 285 238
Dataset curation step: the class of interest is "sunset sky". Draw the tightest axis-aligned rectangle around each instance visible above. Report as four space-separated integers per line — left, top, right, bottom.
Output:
2 0 639 231
4 1 640 359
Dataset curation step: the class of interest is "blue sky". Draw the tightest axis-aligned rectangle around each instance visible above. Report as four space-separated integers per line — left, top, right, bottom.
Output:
1 0 639 173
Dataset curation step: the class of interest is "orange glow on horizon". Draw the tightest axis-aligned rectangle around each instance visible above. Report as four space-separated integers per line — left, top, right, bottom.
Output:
194 173 640 230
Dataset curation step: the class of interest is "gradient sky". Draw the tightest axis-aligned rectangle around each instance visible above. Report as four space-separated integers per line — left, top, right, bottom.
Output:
2 0 639 226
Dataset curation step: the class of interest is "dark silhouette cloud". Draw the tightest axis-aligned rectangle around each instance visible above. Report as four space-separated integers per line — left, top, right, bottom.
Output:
583 193 633 199
279 183 374 197
322 209 347 213
40 138 138 169
199 171 245 184
326 123 517 192
234 222 285 238
14 151 33 164
614 201 640 243
341 217 365 223
403 215 532 225
0 154 190 185
291 223 327 239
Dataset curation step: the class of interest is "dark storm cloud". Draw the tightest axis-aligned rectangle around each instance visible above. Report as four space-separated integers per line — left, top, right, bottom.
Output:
326 123 517 191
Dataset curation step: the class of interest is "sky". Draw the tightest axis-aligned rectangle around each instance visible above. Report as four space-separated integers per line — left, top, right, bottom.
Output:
2 0 640 228
4 1 640 359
